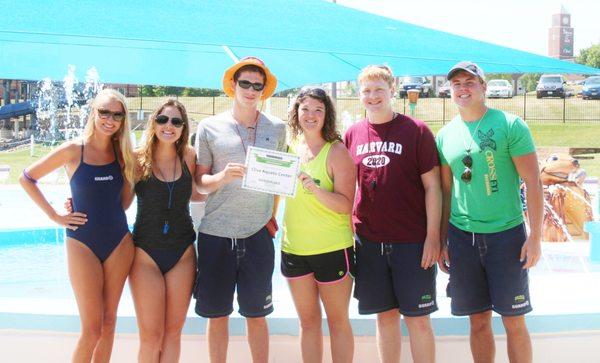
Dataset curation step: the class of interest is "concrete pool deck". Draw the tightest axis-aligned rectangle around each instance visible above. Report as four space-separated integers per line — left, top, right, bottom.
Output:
1 329 600 362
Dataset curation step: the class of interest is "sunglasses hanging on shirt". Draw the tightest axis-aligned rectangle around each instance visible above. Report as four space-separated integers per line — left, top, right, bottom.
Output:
460 108 488 184
461 153 473 182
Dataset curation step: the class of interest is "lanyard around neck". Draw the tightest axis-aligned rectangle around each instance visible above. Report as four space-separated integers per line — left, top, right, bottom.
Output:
233 111 260 154
462 108 488 154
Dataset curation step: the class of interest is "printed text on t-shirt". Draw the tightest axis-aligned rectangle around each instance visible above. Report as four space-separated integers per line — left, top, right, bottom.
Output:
355 141 403 156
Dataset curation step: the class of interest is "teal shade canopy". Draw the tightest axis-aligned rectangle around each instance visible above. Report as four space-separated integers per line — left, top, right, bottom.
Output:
1 0 598 90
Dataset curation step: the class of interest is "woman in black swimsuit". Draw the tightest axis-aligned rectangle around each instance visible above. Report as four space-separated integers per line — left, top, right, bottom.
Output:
126 99 200 362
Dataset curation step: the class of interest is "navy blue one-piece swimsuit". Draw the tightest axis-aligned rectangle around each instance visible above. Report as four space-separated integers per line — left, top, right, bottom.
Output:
66 143 129 262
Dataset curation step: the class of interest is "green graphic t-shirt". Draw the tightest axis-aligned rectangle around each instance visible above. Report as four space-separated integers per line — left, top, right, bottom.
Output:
436 108 535 233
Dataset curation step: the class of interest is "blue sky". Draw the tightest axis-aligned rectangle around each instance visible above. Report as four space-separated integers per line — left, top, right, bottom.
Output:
338 0 599 56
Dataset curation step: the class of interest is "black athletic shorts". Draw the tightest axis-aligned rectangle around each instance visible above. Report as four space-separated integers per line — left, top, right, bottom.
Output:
281 246 355 284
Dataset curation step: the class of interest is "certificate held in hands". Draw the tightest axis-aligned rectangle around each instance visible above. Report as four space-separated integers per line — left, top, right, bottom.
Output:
242 146 300 197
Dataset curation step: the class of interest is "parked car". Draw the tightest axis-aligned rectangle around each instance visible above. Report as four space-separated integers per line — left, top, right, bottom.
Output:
536 74 566 98
437 81 450 98
399 76 432 98
582 76 600 100
486 79 513 98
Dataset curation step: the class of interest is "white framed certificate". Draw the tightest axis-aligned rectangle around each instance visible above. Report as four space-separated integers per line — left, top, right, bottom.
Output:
242 146 300 197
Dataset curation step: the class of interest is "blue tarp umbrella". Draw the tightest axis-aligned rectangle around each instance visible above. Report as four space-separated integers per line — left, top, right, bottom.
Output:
1 0 598 90
0 101 35 119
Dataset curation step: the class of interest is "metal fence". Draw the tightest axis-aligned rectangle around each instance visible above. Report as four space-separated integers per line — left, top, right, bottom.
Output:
1 93 599 143
126 93 600 126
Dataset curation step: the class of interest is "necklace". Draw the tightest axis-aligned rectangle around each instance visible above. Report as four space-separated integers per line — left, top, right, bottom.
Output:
233 111 260 154
461 108 488 155
155 156 177 235
365 112 396 190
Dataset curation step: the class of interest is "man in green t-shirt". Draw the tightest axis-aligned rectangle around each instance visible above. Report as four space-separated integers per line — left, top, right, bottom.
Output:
436 61 543 363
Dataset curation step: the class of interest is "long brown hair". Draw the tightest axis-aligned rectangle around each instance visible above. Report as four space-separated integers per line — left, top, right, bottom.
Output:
82 89 135 187
288 87 340 142
138 99 190 180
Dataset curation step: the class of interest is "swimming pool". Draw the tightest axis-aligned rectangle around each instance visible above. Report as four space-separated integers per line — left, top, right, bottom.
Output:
2 184 600 337
0 232 69 299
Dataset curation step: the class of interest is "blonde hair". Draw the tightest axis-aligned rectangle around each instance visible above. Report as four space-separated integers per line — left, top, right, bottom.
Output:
138 99 190 180
82 88 135 187
358 64 395 88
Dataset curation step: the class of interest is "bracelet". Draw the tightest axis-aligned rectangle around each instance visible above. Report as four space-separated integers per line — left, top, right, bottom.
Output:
22 170 38 184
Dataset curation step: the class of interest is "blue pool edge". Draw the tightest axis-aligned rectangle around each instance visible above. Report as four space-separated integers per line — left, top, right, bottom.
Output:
2 312 600 336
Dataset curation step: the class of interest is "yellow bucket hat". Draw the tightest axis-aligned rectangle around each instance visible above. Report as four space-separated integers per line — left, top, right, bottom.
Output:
222 56 278 100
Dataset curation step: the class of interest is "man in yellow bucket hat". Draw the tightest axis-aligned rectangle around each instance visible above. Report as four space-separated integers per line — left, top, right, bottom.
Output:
193 56 286 363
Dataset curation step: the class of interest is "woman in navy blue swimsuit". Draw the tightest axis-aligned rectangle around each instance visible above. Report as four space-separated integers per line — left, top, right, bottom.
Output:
124 99 200 362
19 89 135 362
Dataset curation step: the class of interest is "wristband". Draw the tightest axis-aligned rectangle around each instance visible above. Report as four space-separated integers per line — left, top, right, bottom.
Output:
22 170 38 184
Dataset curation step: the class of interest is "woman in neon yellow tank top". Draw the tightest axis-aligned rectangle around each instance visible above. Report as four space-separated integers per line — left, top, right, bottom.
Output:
282 87 356 363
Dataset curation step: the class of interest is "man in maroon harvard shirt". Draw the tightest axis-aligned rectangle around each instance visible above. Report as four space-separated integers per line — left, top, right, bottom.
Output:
344 65 442 363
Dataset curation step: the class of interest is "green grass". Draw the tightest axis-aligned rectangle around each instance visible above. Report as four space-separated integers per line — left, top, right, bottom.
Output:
577 156 600 180
427 123 600 178
2 95 599 184
2 124 598 183
426 123 599 148
0 145 54 184
528 124 600 147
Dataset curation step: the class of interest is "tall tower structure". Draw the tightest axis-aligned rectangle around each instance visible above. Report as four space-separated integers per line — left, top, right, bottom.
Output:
548 6 574 60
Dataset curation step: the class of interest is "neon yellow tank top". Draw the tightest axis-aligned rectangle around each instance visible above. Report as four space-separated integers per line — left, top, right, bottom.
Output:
282 141 354 255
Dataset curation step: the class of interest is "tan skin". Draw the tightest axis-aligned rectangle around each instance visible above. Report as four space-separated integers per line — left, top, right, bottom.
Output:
194 70 273 363
122 105 198 363
64 105 200 363
288 96 355 363
19 95 135 363
438 71 543 363
359 78 440 363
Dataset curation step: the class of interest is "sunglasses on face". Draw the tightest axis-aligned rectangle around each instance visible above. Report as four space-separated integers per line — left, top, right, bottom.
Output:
237 80 265 91
461 154 473 183
155 115 184 128
97 109 125 122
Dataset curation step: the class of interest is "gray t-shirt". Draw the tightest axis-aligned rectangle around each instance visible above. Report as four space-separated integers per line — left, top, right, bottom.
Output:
195 111 287 238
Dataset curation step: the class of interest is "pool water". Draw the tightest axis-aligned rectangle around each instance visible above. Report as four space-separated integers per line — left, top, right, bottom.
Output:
0 234 294 317
0 238 71 299
2 184 600 321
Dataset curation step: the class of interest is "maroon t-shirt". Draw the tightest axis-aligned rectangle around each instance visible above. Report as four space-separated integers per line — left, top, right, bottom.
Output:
344 114 439 243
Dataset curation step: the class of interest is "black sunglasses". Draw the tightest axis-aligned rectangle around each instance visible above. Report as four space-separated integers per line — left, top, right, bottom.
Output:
299 87 327 99
155 115 184 128
97 109 125 122
461 154 473 182
237 79 265 91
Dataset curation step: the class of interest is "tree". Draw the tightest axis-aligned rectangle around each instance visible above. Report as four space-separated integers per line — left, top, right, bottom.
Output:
485 73 513 82
519 73 541 92
182 88 221 97
152 86 183 96
139 85 155 96
576 44 600 69
274 87 300 97
344 81 357 97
